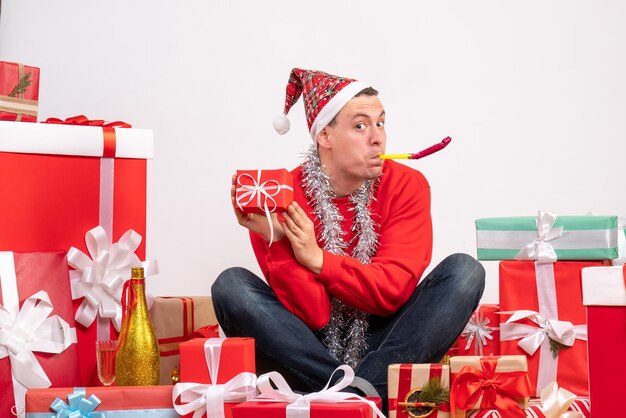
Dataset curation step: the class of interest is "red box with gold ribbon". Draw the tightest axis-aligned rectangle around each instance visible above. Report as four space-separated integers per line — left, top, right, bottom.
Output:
0 118 153 386
457 304 500 357
25 386 177 417
449 355 531 418
0 61 40 122
179 337 255 384
0 251 81 418
235 169 293 215
149 296 219 385
388 364 451 418
499 260 605 397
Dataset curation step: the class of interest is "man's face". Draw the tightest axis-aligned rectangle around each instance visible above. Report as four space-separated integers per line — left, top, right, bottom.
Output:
318 94 386 184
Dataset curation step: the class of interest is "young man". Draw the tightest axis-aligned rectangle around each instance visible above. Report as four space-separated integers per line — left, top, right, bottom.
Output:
212 68 485 408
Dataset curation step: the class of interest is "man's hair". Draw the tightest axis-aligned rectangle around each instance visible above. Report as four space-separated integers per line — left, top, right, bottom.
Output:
327 87 379 127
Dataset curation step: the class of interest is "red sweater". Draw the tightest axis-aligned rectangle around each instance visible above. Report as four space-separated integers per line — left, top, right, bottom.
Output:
250 160 433 330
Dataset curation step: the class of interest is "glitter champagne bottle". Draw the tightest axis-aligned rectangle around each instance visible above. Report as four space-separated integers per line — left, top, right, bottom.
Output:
115 267 160 385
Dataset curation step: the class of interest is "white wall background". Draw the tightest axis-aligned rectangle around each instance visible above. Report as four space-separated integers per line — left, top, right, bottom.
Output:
1 0 625 304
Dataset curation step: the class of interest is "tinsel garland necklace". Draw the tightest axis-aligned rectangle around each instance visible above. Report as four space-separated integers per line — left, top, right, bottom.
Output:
301 145 380 368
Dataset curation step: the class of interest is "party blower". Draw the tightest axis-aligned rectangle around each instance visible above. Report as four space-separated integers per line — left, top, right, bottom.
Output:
380 136 451 160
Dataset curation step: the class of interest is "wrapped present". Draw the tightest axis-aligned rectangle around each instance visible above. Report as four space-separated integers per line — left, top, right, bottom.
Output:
0 118 153 385
180 337 255 384
0 251 80 418
581 265 626 417
235 169 293 244
25 386 177 417
499 260 605 396
149 296 218 385
475 211 618 261
0 61 39 122
467 382 590 417
457 304 500 356
174 338 257 418
232 365 385 418
388 364 450 418
450 356 531 418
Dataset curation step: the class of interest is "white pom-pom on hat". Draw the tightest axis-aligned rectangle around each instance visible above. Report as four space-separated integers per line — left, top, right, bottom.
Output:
273 115 290 135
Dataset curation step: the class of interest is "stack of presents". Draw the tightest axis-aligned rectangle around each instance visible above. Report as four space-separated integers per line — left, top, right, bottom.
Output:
1 60 625 417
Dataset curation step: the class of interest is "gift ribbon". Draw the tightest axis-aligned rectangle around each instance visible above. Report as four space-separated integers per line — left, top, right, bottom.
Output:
235 170 293 246
612 216 626 266
537 382 583 418
0 251 77 418
388 364 449 418
500 263 587 395
462 310 499 356
450 357 531 418
49 388 105 418
514 211 564 263
255 365 386 418
67 226 159 340
172 338 257 418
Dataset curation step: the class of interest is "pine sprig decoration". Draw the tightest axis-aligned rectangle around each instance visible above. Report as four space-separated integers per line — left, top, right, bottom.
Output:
549 338 570 359
9 73 32 97
418 377 450 405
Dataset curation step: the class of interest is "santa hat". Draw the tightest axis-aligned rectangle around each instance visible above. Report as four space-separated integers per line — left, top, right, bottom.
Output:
273 68 368 141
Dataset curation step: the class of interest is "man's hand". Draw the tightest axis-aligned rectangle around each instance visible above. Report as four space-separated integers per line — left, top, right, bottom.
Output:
231 174 284 242
281 201 324 274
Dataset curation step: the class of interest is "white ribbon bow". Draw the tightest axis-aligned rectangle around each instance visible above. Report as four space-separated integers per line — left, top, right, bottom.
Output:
538 382 583 418
67 226 157 332
500 310 587 356
461 311 499 355
0 290 76 388
515 210 564 263
256 365 386 418
236 170 293 246
172 338 257 418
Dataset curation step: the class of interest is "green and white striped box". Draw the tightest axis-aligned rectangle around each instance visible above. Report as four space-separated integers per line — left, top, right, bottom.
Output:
475 215 618 261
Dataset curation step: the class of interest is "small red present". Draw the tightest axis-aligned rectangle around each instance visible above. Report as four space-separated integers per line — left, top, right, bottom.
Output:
25 386 175 416
179 337 255 384
0 251 80 418
458 304 500 356
388 363 450 418
450 356 531 418
232 366 384 418
235 169 293 215
499 260 605 397
0 61 39 122
149 296 218 385
582 265 626 417
0 119 153 386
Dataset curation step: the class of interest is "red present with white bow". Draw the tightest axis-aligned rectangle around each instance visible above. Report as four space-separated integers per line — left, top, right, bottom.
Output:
0 251 80 418
581 265 626 417
232 365 385 418
499 260 605 397
0 61 40 122
458 304 500 356
174 338 257 418
0 119 153 385
388 363 450 418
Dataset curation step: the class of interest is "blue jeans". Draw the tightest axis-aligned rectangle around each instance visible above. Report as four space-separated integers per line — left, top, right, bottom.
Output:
212 253 485 411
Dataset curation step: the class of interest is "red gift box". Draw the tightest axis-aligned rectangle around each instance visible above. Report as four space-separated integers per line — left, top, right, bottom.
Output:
150 296 219 385
388 363 450 418
0 251 80 418
25 386 176 417
235 169 293 215
232 398 382 418
499 260 605 397
0 61 40 122
179 337 255 384
582 265 626 417
0 120 153 386
457 304 500 356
